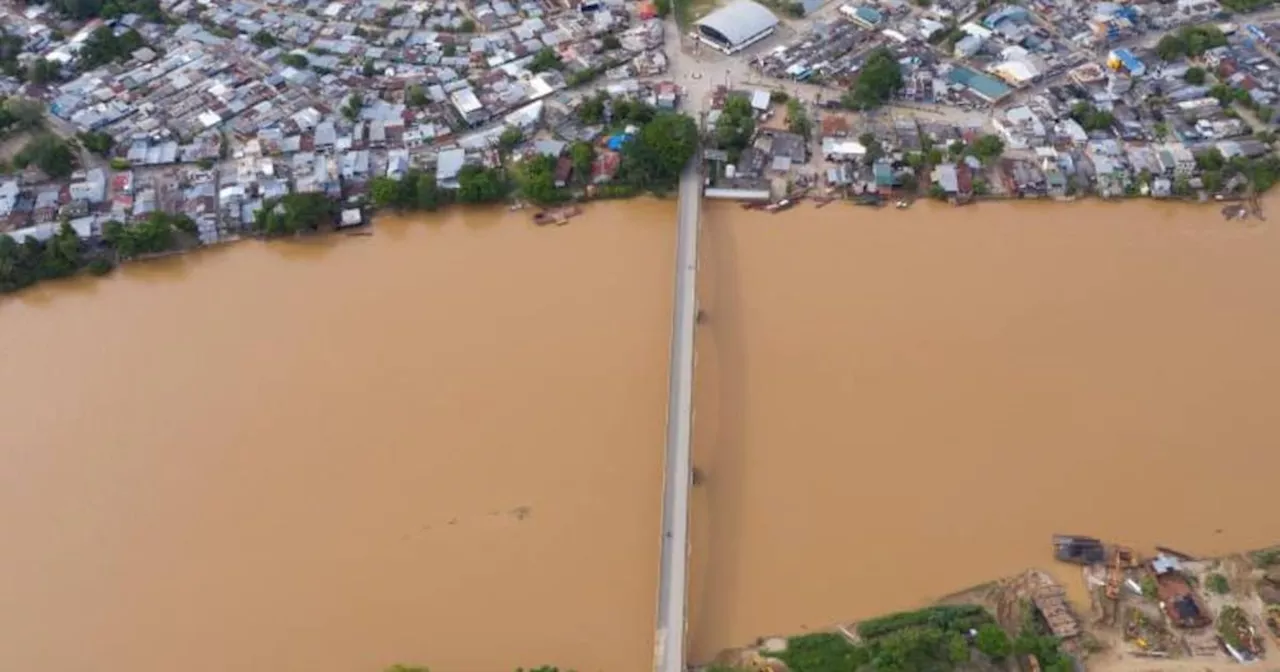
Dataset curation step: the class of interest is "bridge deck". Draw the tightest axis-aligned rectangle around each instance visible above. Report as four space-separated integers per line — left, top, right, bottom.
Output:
654 163 701 672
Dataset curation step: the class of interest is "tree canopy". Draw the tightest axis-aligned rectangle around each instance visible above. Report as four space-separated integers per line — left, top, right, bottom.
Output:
619 111 698 189
0 221 98 292
529 47 562 73
0 97 47 136
714 95 755 162
1070 102 1116 132
843 48 903 110
104 212 197 258
786 98 811 139
78 27 147 70
1155 25 1228 61
253 192 338 236
13 134 77 178
969 134 1004 163
370 169 444 211
77 130 114 156
456 165 509 204
44 0 165 21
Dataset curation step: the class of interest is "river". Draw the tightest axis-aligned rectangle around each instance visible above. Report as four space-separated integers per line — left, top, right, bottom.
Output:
3 196 1280 672
0 202 675 672
689 197 1280 661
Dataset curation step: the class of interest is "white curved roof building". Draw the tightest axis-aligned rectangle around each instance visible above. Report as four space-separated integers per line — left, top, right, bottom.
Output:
694 0 779 54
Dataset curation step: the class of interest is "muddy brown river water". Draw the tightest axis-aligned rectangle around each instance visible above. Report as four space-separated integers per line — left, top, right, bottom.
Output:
2 196 1279 672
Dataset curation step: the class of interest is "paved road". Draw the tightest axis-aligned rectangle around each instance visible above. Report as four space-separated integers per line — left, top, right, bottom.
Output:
653 160 701 672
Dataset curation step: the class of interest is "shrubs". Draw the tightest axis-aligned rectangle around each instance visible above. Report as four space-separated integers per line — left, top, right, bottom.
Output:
1207 572 1230 595
777 633 869 672
857 604 990 640
975 623 1011 659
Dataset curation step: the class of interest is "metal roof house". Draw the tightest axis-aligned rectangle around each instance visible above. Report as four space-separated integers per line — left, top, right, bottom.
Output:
694 0 778 55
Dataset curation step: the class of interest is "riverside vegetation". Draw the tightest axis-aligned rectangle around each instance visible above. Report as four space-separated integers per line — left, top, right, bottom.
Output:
709 604 1074 672
0 106 698 296
368 97 698 212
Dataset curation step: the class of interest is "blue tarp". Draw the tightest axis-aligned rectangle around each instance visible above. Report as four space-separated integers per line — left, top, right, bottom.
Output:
607 134 630 150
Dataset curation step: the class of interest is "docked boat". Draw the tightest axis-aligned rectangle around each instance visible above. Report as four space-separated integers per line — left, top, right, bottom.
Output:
1053 535 1107 565
895 200 912 209
764 198 797 213
533 205 583 226
853 194 883 207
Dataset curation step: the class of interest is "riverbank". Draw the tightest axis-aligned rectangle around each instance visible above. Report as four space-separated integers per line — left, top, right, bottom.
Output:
3 182 1269 300
704 543 1280 672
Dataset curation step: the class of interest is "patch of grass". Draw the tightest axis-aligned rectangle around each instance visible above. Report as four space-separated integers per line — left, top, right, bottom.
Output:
1207 573 1230 595
776 633 869 672
857 604 992 640
1252 547 1280 567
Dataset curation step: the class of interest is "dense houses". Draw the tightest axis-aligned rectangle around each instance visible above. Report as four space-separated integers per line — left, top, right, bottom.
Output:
0 0 673 243
723 0 1280 202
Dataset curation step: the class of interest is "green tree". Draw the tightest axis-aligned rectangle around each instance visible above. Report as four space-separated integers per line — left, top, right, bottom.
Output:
343 92 364 121
370 176 402 208
416 172 441 210
458 18 476 32
653 0 670 16
786 98 811 139
975 623 1011 660
13 134 77 178
362 59 377 77
517 154 565 204
529 47 562 73
602 34 621 50
251 30 278 48
281 53 309 68
1184 66 1206 85
406 85 429 107
498 126 523 153
1207 573 1230 594
570 141 594 181
970 134 1004 163
253 192 337 236
27 58 61 85
715 95 755 161
842 47 902 110
456 165 508 203
947 633 969 664
443 43 457 57
859 133 884 165
1156 34 1187 61
5 97 47 132
77 26 146 70
620 111 698 188
77 130 114 156
1196 147 1226 171
42 220 83 278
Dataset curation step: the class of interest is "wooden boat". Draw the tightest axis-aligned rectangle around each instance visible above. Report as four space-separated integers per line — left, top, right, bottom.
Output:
533 205 583 226
764 198 796 213
345 231 374 237
1053 535 1106 565
853 194 883 207
812 196 835 209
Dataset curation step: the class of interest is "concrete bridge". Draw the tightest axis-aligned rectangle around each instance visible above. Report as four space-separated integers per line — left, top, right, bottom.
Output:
653 161 702 672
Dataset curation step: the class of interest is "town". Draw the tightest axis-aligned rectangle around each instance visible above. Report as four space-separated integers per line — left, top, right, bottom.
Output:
3 0 1280 287
703 539 1280 672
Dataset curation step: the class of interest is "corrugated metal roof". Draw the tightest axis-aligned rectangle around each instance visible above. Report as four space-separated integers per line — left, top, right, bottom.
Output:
695 0 778 47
